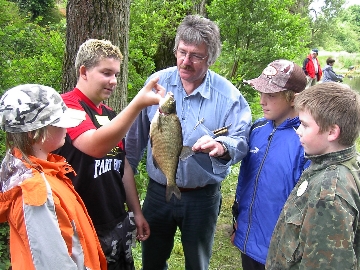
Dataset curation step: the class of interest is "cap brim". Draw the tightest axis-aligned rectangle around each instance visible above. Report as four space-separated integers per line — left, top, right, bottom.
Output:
244 77 284 93
50 108 86 128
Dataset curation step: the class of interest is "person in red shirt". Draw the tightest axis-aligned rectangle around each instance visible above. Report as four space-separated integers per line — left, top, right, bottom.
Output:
56 39 164 270
302 48 322 88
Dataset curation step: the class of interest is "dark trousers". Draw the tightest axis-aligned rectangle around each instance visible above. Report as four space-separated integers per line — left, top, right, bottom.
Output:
241 253 265 270
141 179 222 270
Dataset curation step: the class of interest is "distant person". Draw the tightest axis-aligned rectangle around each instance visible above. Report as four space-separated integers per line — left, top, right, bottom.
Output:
55 39 165 269
0 84 107 269
322 57 344 83
231 59 309 270
266 82 360 269
125 15 252 270
302 48 322 88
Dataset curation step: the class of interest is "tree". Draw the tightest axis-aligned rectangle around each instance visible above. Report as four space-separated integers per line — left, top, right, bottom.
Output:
127 0 210 101
62 0 130 111
10 0 56 19
208 0 309 89
0 0 64 93
308 0 346 47
324 4 360 53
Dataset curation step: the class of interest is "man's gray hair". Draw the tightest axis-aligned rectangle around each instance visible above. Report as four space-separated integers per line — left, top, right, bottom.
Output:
173 15 221 66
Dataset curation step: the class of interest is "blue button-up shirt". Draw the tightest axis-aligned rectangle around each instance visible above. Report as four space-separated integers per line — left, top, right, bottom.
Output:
125 66 251 188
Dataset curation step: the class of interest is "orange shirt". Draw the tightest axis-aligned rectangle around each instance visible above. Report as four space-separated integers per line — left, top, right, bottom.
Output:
0 149 107 269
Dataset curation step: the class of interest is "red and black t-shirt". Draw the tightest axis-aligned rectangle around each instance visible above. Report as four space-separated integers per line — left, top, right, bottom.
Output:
56 88 127 231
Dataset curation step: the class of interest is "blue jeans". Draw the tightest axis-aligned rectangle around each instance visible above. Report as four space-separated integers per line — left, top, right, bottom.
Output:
142 179 222 270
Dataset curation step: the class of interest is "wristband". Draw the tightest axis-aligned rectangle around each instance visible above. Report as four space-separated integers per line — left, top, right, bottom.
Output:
218 141 228 157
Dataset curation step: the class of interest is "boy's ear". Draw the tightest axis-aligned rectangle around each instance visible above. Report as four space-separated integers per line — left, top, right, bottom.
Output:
290 93 299 106
328 124 341 142
79 65 87 79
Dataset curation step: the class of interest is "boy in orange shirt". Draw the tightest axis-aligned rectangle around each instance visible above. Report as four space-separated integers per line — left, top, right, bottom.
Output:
0 84 107 269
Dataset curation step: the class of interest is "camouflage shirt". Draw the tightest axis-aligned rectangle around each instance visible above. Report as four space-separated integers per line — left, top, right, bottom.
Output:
266 146 360 270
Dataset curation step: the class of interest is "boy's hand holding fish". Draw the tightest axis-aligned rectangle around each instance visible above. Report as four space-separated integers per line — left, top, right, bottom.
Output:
131 76 166 108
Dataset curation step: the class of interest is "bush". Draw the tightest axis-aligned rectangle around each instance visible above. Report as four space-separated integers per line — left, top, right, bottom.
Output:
0 20 65 93
0 223 10 269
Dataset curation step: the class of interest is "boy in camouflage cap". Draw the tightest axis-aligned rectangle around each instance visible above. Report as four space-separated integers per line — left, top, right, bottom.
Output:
266 82 360 269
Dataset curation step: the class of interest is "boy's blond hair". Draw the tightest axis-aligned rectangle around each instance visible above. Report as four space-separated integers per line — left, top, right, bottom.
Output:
6 127 48 164
280 89 296 103
294 82 360 146
75 39 123 78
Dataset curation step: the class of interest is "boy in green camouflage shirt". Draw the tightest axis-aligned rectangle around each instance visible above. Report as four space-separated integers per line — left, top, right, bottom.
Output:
266 82 360 269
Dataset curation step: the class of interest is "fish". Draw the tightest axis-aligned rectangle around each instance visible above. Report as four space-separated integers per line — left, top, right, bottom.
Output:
150 91 182 202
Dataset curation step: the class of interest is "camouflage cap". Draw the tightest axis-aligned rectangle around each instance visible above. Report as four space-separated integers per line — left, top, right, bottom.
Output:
0 84 86 133
244 59 307 93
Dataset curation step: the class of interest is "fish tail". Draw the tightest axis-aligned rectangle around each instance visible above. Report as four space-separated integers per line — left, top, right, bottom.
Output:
166 184 181 202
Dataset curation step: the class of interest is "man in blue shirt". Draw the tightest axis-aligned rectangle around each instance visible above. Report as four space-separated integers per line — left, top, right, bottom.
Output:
125 15 251 270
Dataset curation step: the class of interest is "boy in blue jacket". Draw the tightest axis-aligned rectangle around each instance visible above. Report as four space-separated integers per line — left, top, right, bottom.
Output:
231 59 310 270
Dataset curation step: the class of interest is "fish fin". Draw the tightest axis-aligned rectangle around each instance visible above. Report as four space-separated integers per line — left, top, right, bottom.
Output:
179 146 194 160
166 184 181 202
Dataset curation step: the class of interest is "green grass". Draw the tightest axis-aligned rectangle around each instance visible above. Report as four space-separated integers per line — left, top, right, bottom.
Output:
132 165 243 270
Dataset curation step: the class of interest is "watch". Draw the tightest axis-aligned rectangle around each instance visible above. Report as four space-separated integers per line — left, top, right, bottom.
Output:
218 141 228 157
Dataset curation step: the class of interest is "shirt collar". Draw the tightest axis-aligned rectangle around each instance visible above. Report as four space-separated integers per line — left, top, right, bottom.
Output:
168 69 211 99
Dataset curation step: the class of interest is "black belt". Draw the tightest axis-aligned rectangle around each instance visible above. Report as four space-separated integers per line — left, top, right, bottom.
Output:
178 186 207 192
149 178 207 192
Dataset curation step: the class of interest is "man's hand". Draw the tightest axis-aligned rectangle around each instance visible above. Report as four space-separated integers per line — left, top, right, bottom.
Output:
192 135 227 157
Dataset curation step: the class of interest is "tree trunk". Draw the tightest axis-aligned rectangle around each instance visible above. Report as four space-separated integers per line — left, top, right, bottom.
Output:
62 0 130 112
192 0 208 17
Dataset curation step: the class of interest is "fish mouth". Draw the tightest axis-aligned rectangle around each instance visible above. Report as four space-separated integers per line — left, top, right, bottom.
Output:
159 92 174 106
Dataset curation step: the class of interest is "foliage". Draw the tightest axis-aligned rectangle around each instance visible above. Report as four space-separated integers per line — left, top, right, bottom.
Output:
0 3 65 95
10 0 56 20
134 156 149 202
0 6 64 264
128 0 193 101
207 0 310 98
307 0 346 46
0 223 10 269
328 5 360 53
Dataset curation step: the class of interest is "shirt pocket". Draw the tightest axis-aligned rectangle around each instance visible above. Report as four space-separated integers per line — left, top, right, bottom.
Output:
183 123 214 146
278 200 304 264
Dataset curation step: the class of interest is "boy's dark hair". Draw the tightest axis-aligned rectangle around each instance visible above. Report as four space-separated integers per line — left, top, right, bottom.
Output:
326 57 336 65
294 83 360 146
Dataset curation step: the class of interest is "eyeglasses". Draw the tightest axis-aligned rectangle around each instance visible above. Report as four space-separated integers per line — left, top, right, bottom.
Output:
175 49 208 64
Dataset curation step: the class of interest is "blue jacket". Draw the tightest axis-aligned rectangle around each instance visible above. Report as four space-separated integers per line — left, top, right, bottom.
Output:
321 64 343 82
233 117 309 264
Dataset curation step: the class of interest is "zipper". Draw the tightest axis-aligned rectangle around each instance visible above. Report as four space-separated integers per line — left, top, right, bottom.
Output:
243 126 276 253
